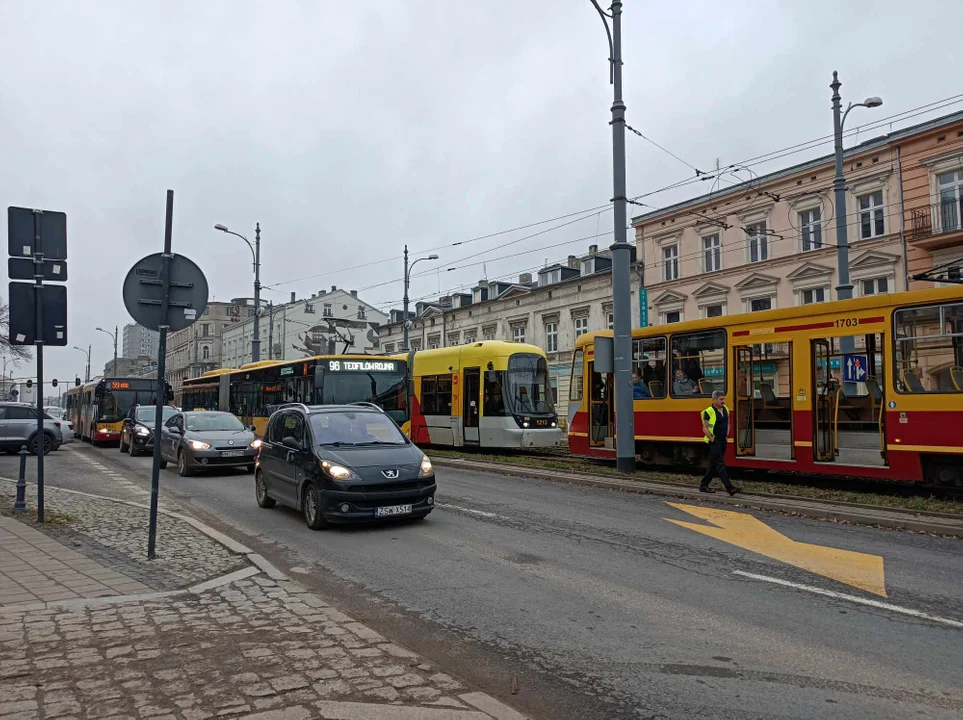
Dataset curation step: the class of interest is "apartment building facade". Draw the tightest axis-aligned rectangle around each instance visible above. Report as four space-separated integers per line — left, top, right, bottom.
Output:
164 301 239 400
122 324 158 359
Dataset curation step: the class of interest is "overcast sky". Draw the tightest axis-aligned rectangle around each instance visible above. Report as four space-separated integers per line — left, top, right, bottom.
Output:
2 0 960 388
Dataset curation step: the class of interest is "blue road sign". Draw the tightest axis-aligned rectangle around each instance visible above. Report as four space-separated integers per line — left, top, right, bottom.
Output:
639 288 649 328
843 354 869 383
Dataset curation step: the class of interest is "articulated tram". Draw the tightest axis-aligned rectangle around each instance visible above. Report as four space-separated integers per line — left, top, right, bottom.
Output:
568 285 963 486
398 341 563 449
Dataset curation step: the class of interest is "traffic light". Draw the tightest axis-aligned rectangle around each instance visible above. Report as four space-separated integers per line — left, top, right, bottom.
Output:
75 378 81 386
26 380 33 389
51 379 58 388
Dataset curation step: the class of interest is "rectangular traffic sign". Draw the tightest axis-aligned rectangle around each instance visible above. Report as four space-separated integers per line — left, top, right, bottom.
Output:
7 207 67 260
843 354 868 383
7 258 67 282
8 282 67 345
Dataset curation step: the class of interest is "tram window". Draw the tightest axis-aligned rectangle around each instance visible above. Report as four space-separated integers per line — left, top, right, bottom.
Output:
894 302 963 393
436 376 452 415
570 349 584 402
633 338 667 398
421 377 437 414
670 330 726 397
420 375 453 415
484 371 508 417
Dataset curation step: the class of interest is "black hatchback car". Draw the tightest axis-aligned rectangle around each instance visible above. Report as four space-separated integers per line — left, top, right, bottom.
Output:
255 404 436 529
119 404 178 457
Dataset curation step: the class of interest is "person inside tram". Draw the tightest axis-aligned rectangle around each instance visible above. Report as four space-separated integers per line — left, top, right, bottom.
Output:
673 368 697 396
632 373 651 399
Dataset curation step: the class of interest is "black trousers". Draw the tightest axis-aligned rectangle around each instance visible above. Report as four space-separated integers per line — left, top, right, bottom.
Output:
701 443 733 490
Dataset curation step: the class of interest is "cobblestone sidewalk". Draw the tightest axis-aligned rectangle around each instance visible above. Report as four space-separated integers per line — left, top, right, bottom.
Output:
0 480 526 719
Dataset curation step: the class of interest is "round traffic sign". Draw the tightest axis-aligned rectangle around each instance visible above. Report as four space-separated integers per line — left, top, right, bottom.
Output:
122 253 209 332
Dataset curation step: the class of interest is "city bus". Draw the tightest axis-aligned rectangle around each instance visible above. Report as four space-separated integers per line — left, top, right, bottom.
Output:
65 377 172 445
567 285 963 487
399 341 563 449
180 354 409 436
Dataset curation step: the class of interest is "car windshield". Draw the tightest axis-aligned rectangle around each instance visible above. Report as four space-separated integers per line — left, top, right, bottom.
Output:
310 411 407 446
184 413 246 432
506 353 555 415
136 406 178 423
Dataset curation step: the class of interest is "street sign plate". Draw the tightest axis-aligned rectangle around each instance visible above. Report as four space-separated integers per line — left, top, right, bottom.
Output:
122 253 209 332
7 257 67 282
7 207 67 260
639 288 649 328
8 282 67 345
843 354 869 383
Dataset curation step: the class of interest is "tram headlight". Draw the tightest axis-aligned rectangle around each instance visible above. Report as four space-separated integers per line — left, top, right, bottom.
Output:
551 421 557 428
522 421 529 428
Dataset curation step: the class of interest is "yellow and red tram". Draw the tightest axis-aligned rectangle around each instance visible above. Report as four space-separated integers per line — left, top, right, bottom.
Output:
568 286 963 486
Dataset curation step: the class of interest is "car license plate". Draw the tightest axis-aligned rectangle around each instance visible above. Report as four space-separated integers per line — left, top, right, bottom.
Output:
375 504 412 517
220 450 245 457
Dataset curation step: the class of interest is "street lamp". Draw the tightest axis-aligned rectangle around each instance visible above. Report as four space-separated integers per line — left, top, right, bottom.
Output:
402 246 439 351
591 0 635 473
73 345 91 383
215 222 262 363
95 326 118 375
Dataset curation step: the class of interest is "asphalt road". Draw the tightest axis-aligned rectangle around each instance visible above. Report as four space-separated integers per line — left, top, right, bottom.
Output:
4 443 962 720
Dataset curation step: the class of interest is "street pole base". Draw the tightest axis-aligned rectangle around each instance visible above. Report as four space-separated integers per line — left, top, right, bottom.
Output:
616 456 635 474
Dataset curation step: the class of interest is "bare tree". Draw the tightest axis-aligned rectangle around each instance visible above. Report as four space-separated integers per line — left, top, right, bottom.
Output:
0 296 32 363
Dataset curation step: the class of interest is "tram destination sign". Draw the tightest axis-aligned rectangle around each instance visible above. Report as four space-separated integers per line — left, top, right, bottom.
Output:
322 359 398 373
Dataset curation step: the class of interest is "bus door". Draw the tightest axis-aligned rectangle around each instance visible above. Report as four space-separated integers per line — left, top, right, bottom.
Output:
812 339 835 461
463 367 481 444
588 363 610 447
734 346 754 456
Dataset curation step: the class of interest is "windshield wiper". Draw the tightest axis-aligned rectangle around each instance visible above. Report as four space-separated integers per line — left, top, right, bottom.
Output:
350 441 405 446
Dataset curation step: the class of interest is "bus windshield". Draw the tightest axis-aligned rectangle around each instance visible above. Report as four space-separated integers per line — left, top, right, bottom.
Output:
99 387 162 423
506 354 554 415
318 370 408 424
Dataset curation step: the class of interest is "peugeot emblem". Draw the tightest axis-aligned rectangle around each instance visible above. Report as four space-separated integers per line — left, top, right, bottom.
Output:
382 469 399 479
228 440 234 446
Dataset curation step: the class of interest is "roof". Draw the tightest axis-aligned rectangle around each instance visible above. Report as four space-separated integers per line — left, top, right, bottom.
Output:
631 109 963 226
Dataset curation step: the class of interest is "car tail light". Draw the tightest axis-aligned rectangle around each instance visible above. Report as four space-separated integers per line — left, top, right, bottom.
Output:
54 421 61 428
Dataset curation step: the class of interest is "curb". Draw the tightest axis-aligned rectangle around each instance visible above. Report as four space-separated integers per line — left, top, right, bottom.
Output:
432 458 963 537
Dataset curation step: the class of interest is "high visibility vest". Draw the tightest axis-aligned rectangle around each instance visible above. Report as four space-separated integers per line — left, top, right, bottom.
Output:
702 405 729 443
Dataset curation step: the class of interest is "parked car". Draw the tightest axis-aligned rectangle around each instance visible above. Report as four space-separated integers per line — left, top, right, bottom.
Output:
255 403 436 530
56 418 75 446
120 404 179 457
0 402 63 455
44 406 66 420
158 410 260 476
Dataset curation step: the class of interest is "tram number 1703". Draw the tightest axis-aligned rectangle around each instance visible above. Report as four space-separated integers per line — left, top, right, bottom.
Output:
834 317 859 328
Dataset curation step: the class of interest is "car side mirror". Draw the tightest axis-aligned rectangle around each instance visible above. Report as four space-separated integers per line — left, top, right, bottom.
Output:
169 426 182 435
282 436 301 451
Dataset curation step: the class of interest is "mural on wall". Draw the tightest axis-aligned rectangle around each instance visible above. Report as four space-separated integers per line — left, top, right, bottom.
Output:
292 319 381 357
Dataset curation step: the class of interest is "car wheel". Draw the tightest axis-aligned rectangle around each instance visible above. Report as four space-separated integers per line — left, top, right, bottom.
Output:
246 464 256 474
302 482 327 530
119 433 128 452
128 441 139 457
158 458 168 470
177 450 192 477
28 434 54 456
255 470 276 509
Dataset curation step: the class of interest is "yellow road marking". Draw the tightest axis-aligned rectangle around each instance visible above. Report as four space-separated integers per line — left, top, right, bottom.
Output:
665 503 886 597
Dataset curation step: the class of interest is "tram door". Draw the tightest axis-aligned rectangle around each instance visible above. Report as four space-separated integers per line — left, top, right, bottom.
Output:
463 367 480 444
734 346 755 456
588 362 611 447
812 339 835 461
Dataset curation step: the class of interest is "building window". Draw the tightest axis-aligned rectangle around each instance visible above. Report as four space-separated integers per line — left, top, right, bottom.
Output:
512 325 525 343
800 287 827 305
703 234 721 272
937 170 963 232
662 244 679 281
800 208 822 251
357 306 366 320
747 221 769 263
861 277 889 296
858 191 885 239
664 310 681 324
749 297 772 313
202 323 210 337
574 317 589 337
549 377 559 404
464 333 476 345
202 345 210 360
606 311 614 330
410 339 422 350
383 343 394 353
483 327 496 341
545 323 558 352
323 303 333 317
703 303 724 318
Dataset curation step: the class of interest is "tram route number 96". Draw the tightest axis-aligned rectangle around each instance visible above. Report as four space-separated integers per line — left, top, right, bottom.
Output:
834 317 859 328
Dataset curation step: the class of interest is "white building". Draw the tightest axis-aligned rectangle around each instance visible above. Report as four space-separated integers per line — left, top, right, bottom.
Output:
378 245 640 423
220 286 388 368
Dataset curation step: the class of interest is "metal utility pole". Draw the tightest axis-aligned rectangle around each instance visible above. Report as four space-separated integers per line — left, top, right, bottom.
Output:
96 326 118 374
267 301 274 360
402 245 439 351
592 0 634 473
192 325 199 378
215 222 261 362
73 345 91 382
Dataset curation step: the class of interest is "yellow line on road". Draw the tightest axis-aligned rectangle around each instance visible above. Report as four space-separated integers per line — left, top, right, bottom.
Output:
665 503 887 597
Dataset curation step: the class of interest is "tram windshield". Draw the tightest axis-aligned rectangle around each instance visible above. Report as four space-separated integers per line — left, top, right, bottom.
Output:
506 354 554 415
317 369 409 424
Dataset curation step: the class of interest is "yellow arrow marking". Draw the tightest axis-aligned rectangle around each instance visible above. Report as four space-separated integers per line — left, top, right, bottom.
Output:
665 503 887 597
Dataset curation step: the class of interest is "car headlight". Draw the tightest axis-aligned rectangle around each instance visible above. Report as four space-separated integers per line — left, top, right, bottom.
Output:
551 421 557 428
321 460 354 480
419 456 433 477
135 425 151 436
250 439 262 449
189 440 211 451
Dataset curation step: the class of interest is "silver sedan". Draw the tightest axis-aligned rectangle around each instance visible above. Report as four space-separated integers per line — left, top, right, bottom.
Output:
158 411 261 477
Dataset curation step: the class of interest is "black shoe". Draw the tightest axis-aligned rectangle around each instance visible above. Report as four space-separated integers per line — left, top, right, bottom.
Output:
728 486 741 497
699 486 715 494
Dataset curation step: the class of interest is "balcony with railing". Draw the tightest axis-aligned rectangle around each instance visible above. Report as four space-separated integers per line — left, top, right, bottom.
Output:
910 197 963 248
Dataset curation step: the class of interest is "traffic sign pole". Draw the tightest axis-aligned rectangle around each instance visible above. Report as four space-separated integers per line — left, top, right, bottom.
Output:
33 211 45 522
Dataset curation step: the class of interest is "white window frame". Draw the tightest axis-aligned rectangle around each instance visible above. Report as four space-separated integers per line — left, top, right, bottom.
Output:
859 277 890 296
661 309 683 324
857 190 885 240
702 234 721 273
701 302 726 319
512 325 526 343
799 208 823 252
744 294 775 313
746 221 769 263
798 286 828 306
574 317 589 338
545 322 558 352
662 243 679 282
606 311 614 330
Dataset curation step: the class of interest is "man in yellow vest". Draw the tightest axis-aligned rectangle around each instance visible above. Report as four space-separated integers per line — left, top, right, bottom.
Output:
700 390 741 496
